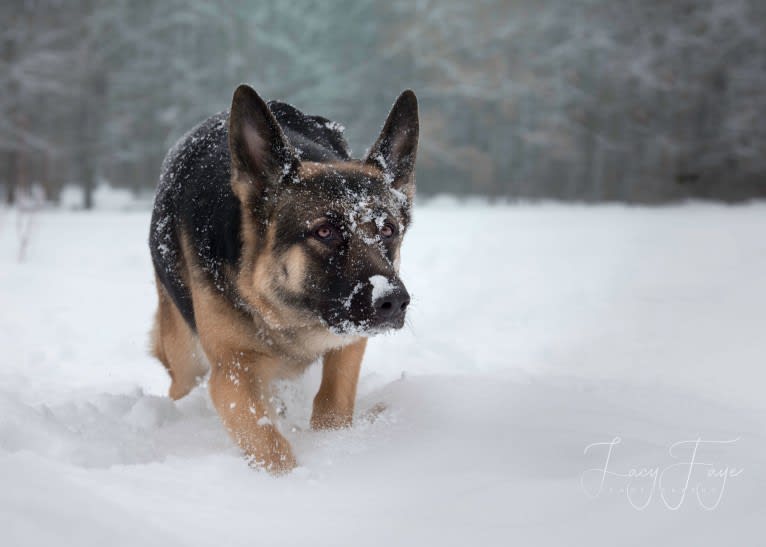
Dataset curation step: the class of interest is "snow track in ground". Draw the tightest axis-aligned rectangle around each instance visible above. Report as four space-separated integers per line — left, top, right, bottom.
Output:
1 202 765 546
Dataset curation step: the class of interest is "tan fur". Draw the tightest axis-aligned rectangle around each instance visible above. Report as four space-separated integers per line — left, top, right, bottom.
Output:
233 176 292 329
311 337 367 430
186 279 300 474
235 218 318 331
298 160 385 180
207 346 296 474
279 245 307 294
151 276 208 400
301 330 362 358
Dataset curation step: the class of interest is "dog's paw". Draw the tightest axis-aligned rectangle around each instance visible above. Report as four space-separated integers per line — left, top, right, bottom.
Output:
310 410 353 431
245 425 297 475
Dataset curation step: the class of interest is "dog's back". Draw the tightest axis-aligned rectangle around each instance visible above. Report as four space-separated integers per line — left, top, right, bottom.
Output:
267 101 350 162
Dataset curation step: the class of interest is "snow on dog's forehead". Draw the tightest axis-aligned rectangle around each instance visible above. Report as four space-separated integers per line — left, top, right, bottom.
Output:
296 162 407 206
340 188 388 220
292 165 407 231
332 186 408 238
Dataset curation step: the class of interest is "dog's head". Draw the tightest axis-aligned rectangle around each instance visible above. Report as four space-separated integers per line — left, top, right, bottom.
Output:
228 85 418 335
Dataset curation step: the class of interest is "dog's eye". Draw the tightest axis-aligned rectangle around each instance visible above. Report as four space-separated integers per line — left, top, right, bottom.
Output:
314 224 336 240
380 223 396 238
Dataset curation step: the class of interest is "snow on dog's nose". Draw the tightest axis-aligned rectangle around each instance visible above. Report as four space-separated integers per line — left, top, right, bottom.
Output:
369 275 410 327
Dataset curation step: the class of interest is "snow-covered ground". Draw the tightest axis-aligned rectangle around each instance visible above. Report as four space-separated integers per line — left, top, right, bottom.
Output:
1 201 765 546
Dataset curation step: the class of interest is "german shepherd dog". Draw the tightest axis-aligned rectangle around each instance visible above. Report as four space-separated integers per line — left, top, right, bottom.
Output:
149 85 418 473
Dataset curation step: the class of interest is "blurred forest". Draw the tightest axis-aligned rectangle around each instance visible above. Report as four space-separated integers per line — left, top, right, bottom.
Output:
1 0 765 207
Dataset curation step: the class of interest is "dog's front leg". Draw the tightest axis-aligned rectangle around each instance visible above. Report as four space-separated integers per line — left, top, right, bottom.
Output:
208 353 296 474
311 338 367 430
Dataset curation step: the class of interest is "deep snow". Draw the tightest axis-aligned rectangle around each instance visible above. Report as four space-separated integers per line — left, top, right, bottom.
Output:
1 201 765 546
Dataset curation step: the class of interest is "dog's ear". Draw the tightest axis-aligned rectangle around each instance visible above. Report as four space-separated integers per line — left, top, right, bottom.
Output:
229 84 298 200
365 90 419 201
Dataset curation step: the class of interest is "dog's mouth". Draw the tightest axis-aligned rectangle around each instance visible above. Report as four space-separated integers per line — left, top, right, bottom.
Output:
326 315 406 336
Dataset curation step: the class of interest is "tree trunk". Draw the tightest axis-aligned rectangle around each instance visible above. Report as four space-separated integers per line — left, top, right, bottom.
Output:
5 150 18 205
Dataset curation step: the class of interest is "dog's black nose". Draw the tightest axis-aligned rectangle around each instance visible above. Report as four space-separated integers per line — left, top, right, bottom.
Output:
374 287 410 323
